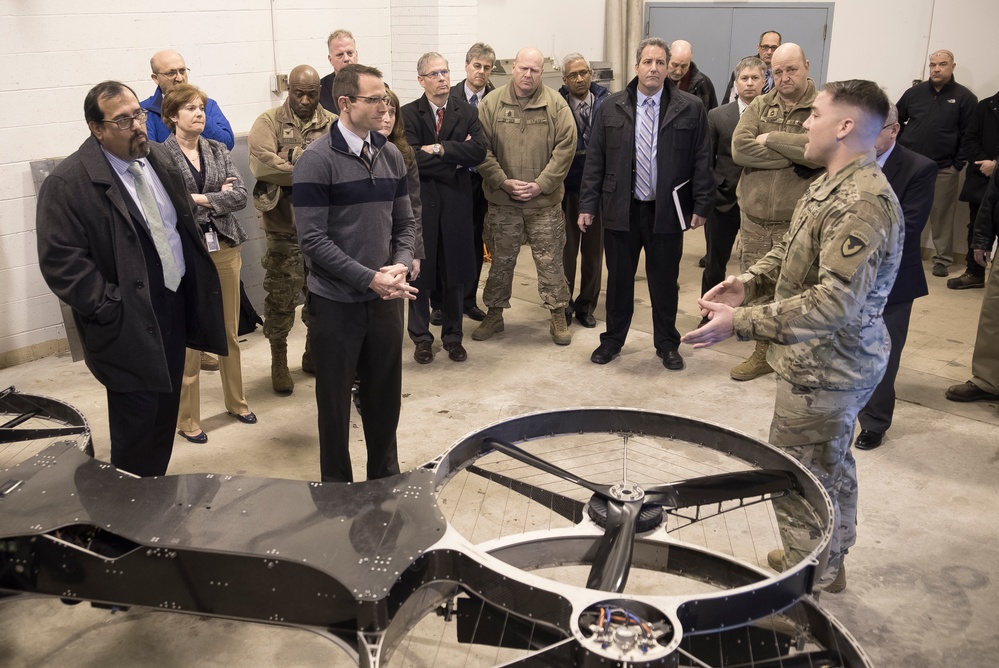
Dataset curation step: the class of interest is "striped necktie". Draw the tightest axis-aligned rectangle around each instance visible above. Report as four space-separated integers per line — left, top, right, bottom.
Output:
360 141 372 170
763 69 774 94
579 101 590 145
635 97 656 201
436 107 445 135
126 160 181 291
470 93 479 108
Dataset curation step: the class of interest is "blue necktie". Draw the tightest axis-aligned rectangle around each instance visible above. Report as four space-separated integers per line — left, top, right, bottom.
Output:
635 98 656 201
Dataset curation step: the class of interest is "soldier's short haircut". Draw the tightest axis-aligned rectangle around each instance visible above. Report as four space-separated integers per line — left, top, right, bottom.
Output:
562 52 589 70
759 30 782 44
327 29 355 49
635 38 670 65
465 42 496 65
84 80 138 125
332 64 383 103
736 56 767 78
417 52 448 75
822 79 891 129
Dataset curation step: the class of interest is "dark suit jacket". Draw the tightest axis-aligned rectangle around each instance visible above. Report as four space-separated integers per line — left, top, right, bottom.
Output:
319 71 337 114
882 142 937 305
36 136 226 393
449 79 494 106
579 77 714 234
708 100 742 212
401 95 487 287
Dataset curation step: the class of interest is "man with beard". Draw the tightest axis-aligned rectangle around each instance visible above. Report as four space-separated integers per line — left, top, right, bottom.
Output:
36 81 225 476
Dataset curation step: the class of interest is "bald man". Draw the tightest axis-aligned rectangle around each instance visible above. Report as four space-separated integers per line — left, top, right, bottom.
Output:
728 43 822 381
141 49 234 149
667 40 717 111
248 65 336 394
474 47 577 346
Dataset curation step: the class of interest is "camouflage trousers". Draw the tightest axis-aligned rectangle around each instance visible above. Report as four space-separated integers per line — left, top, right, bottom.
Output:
769 377 874 587
740 213 790 274
482 203 570 311
261 231 309 341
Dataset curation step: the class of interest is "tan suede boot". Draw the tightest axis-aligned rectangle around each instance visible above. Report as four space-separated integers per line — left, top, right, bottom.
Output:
550 307 571 345
731 340 774 381
472 308 505 341
270 339 294 394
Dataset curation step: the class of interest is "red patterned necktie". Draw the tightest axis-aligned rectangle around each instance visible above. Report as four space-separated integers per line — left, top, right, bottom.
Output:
436 107 445 135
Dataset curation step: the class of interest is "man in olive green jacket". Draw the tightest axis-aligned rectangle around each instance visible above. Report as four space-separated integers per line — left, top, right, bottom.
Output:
729 43 823 381
472 47 577 346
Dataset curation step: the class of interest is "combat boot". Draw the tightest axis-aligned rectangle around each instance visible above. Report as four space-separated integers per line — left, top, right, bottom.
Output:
550 307 571 346
472 308 505 341
301 333 315 375
731 340 774 381
270 339 294 395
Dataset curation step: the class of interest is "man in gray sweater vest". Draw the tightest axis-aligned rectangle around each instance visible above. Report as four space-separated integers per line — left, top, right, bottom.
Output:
293 64 418 483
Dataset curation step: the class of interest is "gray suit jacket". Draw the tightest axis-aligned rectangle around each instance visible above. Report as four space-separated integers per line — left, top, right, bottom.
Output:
708 100 742 212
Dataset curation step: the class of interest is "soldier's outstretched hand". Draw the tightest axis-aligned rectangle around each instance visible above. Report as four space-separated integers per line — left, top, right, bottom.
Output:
681 300 735 349
701 275 745 310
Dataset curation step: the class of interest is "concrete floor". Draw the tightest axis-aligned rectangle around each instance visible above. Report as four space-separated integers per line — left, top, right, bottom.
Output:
1 233 997 667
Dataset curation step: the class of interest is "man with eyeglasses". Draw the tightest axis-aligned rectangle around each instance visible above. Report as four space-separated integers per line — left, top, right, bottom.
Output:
473 47 577 346
293 64 418 483
141 50 234 149
449 42 498 322
723 31 781 104
35 80 226 477
402 52 486 364
558 53 610 329
319 29 359 114
728 43 821 382
249 65 336 395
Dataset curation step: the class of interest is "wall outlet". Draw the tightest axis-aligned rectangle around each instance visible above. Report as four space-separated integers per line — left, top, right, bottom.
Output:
271 73 289 94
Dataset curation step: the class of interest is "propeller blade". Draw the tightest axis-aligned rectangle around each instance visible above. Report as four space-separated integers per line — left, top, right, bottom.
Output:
482 437 612 498
466 465 587 523
585 499 641 592
644 469 796 508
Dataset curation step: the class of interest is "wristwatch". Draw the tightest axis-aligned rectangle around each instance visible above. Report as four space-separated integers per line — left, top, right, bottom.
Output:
433 143 442 156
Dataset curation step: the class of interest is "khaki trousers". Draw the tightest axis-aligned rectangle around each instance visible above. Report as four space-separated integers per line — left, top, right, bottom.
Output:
177 244 249 431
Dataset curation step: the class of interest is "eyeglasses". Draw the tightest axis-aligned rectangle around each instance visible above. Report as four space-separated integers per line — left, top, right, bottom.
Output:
565 70 591 81
758 45 779 52
349 95 391 105
100 109 148 130
419 69 450 80
156 68 190 78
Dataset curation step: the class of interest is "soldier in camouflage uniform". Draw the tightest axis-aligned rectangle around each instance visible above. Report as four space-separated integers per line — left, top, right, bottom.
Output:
472 47 576 345
684 80 904 593
730 43 823 381
249 65 335 393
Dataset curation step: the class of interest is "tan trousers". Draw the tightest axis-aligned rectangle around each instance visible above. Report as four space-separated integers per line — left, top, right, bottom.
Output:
177 245 249 431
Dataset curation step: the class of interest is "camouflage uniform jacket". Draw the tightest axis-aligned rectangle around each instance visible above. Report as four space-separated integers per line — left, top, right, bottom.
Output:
732 155 904 390
249 100 336 234
733 79 822 222
477 82 577 209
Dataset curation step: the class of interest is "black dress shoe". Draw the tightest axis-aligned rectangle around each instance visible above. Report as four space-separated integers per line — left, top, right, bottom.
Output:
229 411 257 424
590 344 619 365
414 341 434 364
575 312 597 328
463 305 486 321
697 255 707 268
855 429 884 450
443 341 467 362
658 349 685 371
429 309 443 326
178 429 208 444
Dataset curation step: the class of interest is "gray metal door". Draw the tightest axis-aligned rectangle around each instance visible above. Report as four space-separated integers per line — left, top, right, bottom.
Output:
646 3 833 104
